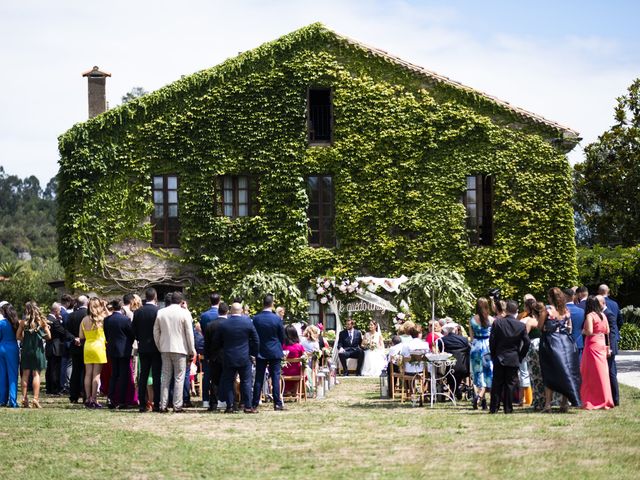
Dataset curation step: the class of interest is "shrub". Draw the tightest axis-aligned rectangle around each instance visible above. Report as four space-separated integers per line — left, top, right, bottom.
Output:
621 305 640 327
619 323 640 351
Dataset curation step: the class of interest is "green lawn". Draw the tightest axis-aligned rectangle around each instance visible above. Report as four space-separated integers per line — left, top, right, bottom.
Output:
1 379 639 479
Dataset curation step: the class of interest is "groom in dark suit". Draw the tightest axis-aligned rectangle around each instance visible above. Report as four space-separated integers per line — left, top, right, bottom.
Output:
337 318 364 376
489 300 530 414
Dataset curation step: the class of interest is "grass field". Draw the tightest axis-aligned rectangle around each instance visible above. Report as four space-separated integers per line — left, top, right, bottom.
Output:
1 379 639 480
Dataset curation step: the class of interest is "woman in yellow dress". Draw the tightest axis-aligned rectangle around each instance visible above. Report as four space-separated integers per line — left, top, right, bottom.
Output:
79 297 108 408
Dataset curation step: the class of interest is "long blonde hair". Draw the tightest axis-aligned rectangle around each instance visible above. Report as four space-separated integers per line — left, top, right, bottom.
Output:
24 301 46 332
87 297 107 329
304 325 320 341
130 294 142 312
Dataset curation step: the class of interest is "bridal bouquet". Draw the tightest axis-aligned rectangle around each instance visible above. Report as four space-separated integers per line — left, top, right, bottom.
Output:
362 336 377 351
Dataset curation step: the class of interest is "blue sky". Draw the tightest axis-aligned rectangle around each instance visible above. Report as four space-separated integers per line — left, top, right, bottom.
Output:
0 0 638 184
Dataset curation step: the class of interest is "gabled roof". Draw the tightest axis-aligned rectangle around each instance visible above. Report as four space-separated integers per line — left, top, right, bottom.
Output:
330 28 579 140
67 23 578 145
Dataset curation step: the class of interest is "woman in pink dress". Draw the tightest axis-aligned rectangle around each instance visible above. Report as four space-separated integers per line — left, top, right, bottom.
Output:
282 325 306 394
580 296 614 410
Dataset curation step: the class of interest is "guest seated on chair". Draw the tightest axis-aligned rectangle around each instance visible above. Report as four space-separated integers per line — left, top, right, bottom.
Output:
301 325 320 353
282 325 306 394
337 318 364 376
425 321 443 352
441 322 471 399
401 325 429 374
387 335 403 373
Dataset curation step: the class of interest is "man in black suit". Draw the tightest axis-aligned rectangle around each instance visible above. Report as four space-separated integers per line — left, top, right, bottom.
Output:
203 302 229 411
132 287 161 412
104 300 135 409
575 286 588 310
489 300 531 414
251 295 286 411
212 302 260 414
65 295 88 403
337 318 364 376
598 293 622 406
45 302 77 395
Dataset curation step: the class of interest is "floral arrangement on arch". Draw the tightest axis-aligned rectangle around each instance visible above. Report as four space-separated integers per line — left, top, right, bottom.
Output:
392 311 412 331
313 276 372 305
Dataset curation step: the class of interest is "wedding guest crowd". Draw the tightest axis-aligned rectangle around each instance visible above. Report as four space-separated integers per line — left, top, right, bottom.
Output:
458 284 623 413
0 282 625 415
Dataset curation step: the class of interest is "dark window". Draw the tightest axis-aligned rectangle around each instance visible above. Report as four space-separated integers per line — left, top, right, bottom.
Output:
307 175 335 247
308 88 332 144
463 174 494 246
307 288 336 330
150 284 183 308
152 175 180 247
215 175 258 218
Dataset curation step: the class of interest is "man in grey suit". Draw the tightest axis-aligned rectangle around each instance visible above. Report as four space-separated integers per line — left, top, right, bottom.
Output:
153 292 196 413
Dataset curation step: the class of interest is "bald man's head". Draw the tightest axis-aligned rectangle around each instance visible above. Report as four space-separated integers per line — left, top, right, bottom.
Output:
230 302 243 315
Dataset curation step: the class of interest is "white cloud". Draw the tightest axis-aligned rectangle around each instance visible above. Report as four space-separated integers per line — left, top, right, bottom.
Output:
0 0 637 183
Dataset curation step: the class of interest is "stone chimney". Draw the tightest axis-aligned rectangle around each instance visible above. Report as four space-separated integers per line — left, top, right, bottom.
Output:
82 66 111 118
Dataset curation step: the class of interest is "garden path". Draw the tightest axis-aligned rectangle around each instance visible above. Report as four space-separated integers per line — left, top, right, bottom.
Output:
617 351 640 389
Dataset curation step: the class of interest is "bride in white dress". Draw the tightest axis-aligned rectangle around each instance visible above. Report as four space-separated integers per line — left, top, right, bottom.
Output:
360 321 386 377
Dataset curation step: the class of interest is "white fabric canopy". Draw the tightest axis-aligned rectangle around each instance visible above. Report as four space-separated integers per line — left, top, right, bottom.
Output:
330 276 408 365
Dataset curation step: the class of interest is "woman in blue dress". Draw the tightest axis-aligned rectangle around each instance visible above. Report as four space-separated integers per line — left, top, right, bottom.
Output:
0 302 20 408
468 298 494 410
538 287 581 412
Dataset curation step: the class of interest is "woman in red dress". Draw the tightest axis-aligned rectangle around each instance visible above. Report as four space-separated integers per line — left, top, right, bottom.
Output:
580 296 614 410
282 325 306 394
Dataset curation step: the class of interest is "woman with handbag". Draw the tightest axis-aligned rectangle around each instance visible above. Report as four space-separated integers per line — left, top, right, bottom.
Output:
580 296 614 409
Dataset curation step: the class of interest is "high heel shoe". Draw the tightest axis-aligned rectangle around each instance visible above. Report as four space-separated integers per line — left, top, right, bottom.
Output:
22 398 30 408
541 405 552 413
31 399 42 409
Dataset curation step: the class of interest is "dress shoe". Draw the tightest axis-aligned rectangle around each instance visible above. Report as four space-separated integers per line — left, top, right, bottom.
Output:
274 405 285 411
183 401 194 408
158 408 169 413
116 404 129 410
138 407 148 413
173 407 185 413
243 408 258 414
223 408 237 414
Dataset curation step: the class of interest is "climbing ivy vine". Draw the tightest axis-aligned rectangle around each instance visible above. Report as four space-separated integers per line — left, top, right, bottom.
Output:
57 23 578 300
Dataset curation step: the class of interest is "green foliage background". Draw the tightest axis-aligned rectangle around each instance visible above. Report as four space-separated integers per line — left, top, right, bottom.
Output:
57 24 577 300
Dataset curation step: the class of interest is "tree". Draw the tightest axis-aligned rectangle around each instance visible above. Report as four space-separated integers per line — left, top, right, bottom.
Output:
574 78 640 246
396 268 475 325
121 87 148 104
230 271 307 317
0 167 57 259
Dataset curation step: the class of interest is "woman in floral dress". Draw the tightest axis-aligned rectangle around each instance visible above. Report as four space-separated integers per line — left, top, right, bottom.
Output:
469 298 493 410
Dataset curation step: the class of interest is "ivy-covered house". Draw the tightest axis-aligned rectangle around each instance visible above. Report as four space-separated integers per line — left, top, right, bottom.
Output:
58 23 580 310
